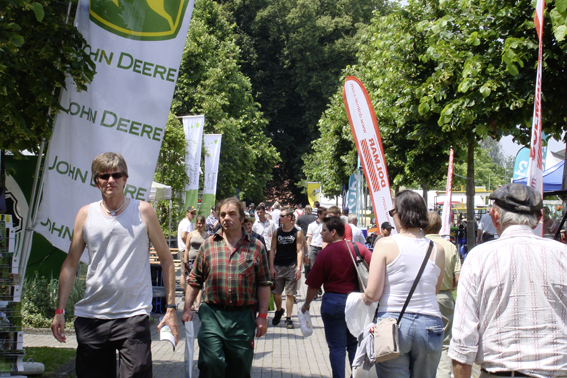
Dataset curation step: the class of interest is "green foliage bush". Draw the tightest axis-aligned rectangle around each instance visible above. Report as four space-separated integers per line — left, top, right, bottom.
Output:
22 275 85 328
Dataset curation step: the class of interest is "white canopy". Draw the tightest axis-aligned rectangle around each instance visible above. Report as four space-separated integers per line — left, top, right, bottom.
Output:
149 181 172 201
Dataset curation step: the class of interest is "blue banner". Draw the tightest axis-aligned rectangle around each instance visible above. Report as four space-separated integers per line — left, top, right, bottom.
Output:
347 174 357 213
513 147 530 181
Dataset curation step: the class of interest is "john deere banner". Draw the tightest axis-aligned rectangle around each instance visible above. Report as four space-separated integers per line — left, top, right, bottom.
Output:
343 76 396 234
307 182 321 208
182 115 204 214
440 148 454 236
198 134 222 217
36 0 195 257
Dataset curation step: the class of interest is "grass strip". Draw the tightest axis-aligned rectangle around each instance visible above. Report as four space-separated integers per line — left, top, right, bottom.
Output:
24 347 75 375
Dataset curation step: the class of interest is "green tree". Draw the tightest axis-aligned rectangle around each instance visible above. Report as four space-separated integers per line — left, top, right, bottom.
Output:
304 1 456 203
172 0 280 201
0 0 95 153
308 0 567 248
302 87 357 197
0 0 95 203
414 0 567 246
500 0 567 145
219 0 393 201
453 145 515 192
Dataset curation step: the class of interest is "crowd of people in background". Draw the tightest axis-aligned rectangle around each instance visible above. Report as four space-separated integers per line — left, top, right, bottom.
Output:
52 154 566 378
180 189 566 378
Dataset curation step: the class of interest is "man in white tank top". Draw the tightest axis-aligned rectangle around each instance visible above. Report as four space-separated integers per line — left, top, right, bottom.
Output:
50 152 179 378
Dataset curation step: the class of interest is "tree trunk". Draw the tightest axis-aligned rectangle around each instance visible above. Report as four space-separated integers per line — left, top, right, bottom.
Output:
422 181 429 208
466 138 476 250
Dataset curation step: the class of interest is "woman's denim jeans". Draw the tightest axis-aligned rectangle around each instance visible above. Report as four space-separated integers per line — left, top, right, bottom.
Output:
320 292 357 378
375 312 444 378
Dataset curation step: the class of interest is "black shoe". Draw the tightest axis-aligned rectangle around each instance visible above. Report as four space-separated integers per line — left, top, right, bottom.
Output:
272 309 285 325
285 318 294 329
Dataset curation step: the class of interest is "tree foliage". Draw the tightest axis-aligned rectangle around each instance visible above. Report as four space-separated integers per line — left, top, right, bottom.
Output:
304 1 455 197
0 0 95 154
302 86 357 197
172 0 280 200
218 0 393 201
453 144 515 192
306 0 567 246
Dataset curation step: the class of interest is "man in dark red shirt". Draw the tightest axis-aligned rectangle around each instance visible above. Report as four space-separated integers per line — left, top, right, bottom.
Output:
301 216 372 378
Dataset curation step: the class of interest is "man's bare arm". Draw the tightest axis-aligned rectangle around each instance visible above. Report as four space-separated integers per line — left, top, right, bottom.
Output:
140 201 179 344
452 360 471 378
182 285 201 323
51 205 89 342
255 285 270 337
269 229 278 278
296 231 304 268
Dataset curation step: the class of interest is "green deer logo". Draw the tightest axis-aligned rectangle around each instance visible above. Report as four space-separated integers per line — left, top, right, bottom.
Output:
90 0 190 41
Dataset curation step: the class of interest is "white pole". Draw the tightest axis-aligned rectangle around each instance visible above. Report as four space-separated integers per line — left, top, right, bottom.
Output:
168 199 172 248
19 140 46 278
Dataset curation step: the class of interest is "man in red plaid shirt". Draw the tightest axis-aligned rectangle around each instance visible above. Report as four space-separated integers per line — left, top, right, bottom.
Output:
182 197 272 378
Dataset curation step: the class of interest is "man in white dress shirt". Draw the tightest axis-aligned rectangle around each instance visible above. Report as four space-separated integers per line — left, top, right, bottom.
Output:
347 214 366 244
306 206 327 269
252 204 275 253
449 183 567 378
476 211 498 244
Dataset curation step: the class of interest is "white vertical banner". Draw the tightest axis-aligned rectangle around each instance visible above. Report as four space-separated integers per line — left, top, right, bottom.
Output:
440 148 454 236
35 0 195 255
198 134 222 217
527 0 545 236
343 76 396 234
182 115 205 212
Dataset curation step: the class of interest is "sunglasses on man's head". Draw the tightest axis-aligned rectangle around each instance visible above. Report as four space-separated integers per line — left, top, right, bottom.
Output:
98 172 125 180
388 208 397 217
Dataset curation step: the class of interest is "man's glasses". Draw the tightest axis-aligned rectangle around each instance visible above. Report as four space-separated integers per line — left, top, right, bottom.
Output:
98 172 125 181
280 214 290 218
388 208 397 217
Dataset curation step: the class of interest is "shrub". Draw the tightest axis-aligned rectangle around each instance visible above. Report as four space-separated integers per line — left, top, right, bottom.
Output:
22 274 85 328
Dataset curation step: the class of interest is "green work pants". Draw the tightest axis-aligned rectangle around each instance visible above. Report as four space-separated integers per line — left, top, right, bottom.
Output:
197 303 256 378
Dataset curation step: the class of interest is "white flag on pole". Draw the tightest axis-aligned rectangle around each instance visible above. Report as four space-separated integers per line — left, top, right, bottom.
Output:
440 148 454 236
182 115 205 212
526 0 545 236
198 134 222 217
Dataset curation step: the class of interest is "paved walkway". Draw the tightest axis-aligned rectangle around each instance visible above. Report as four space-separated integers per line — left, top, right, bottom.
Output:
23 277 375 378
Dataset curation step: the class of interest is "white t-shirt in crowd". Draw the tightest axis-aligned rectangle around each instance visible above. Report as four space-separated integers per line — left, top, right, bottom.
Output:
177 218 194 252
307 220 323 247
252 218 275 251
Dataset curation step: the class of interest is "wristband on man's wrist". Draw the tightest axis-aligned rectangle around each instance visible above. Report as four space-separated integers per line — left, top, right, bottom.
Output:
257 313 267 319
55 309 65 315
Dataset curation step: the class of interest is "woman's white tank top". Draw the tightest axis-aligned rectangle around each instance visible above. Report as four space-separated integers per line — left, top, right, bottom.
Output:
378 234 442 318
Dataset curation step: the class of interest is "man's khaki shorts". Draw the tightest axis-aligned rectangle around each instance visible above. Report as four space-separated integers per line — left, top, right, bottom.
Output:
272 264 298 296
